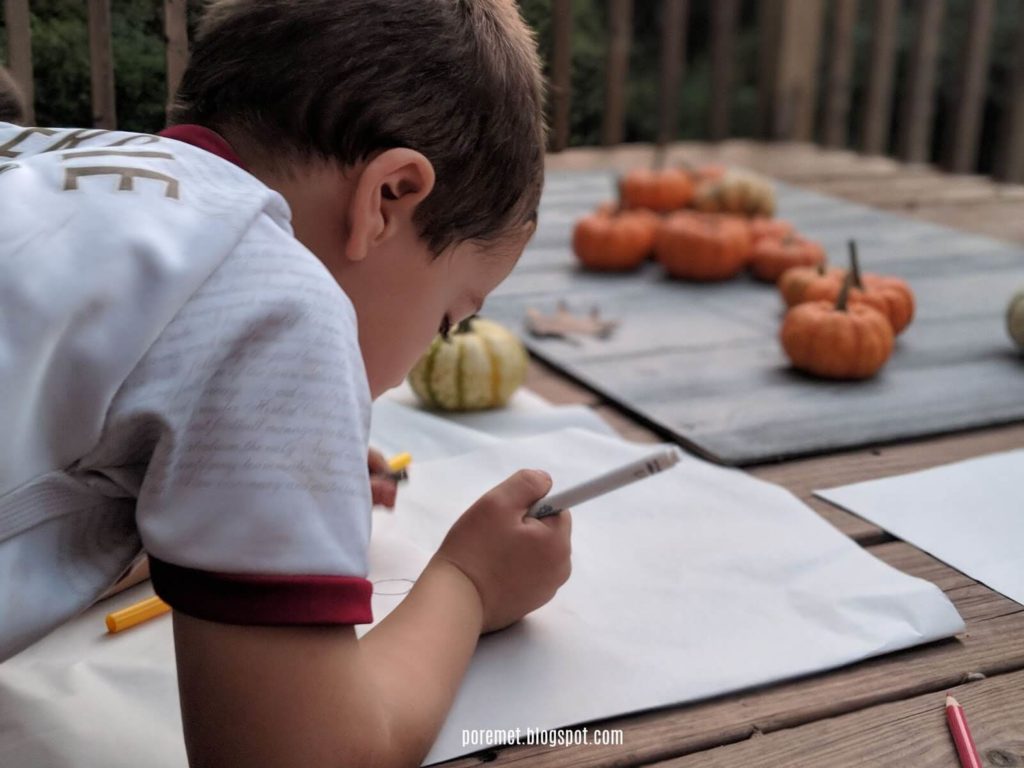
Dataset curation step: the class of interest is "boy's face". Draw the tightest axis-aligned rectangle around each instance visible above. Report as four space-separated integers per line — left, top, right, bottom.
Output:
264 149 534 399
343 229 529 398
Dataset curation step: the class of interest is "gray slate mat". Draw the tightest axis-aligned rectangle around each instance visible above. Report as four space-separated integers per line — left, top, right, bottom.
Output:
484 171 1024 465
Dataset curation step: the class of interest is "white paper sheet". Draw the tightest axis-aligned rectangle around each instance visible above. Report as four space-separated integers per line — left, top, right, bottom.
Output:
816 449 1024 606
365 428 965 764
371 382 617 462
0 424 965 768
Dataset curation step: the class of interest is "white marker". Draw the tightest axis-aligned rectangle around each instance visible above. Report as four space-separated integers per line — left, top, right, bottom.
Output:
527 448 681 519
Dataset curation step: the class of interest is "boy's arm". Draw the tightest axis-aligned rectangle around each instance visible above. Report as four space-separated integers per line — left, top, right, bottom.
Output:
174 470 570 768
174 557 483 768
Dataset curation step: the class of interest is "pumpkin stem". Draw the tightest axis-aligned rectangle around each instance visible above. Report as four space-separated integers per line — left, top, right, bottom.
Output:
847 240 864 290
456 315 477 335
835 271 853 313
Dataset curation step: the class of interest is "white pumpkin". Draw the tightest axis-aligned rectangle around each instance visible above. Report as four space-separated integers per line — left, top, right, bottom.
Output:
692 170 776 217
1008 290 1024 351
408 317 529 411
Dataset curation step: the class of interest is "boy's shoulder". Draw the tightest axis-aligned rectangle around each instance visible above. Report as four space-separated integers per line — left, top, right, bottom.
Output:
0 123 314 503
0 123 289 226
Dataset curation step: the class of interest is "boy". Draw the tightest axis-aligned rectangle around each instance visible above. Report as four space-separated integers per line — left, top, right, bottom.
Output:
0 1 572 766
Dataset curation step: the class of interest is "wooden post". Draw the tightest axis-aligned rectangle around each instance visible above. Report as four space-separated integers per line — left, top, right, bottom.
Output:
164 0 189 121
897 0 944 164
944 0 994 173
3 0 34 123
822 0 858 148
861 0 899 155
708 0 739 141
87 0 117 129
656 0 688 147
995 4 1024 183
602 0 632 146
756 0 782 139
759 0 825 141
549 0 572 152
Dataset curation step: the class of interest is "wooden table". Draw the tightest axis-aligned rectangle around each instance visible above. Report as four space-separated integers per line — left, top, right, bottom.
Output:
442 142 1024 767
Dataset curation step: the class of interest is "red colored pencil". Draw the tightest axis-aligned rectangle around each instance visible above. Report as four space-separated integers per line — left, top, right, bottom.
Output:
946 694 982 768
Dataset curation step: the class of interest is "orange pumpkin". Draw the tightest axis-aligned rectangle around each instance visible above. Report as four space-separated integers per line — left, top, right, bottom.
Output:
749 235 826 282
800 242 915 335
654 212 751 282
781 273 894 380
777 261 845 307
572 206 657 271
619 168 695 212
749 217 795 242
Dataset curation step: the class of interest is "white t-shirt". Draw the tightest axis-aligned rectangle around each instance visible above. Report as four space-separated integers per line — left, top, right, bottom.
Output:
0 124 374 661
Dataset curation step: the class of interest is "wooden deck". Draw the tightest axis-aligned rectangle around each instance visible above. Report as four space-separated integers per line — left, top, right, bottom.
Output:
442 142 1024 767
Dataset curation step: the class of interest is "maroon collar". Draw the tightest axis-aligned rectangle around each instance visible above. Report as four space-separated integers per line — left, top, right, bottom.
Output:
158 124 246 170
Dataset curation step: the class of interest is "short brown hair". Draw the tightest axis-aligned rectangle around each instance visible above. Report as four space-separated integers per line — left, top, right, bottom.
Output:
171 0 545 253
0 68 26 124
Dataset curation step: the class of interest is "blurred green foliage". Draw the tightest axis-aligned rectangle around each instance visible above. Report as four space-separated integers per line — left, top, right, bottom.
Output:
1 0 1020 172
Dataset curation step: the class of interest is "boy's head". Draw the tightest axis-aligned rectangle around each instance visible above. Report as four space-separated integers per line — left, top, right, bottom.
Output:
0 68 27 124
171 0 546 396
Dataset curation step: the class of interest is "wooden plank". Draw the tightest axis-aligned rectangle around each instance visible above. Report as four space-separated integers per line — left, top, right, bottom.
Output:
593 405 1024 544
87 0 117 129
752 423 1024 544
803 174 1024 208
593 403 662 444
861 0 900 155
653 669 1024 766
755 0 782 139
897 0 944 164
944 0 994 173
164 0 189 120
762 0 826 141
708 0 739 141
905 199 1024 245
822 0 858 148
440 544 1024 767
3 0 34 123
601 0 632 146
525 358 601 407
656 0 688 146
994 2 1024 183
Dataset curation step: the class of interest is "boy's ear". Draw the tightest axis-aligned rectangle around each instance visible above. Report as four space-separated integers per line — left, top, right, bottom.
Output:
344 148 436 262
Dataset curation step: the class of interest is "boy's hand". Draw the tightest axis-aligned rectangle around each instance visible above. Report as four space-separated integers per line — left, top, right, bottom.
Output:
435 469 572 633
368 447 398 508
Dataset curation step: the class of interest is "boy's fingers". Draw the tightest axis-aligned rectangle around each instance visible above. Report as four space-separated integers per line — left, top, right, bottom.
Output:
481 469 552 514
367 448 390 475
539 508 572 538
370 477 397 508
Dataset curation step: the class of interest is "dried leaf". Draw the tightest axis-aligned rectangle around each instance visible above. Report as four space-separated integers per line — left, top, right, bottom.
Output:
525 301 619 342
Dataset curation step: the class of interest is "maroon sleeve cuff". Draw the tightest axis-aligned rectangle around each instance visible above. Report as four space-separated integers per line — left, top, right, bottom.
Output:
149 556 373 626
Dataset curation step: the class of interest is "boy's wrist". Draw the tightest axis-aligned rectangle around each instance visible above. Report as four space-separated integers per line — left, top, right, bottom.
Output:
423 555 486 636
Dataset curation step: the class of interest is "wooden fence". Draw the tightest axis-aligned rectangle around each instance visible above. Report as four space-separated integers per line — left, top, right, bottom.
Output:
3 0 1023 182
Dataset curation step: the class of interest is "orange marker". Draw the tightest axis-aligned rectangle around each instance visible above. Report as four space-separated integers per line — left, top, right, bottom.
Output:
105 595 170 634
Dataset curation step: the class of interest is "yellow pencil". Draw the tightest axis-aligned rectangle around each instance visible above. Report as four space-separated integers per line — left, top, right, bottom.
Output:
386 452 413 481
105 595 170 634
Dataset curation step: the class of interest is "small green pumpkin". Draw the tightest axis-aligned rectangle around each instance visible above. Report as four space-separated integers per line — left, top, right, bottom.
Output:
1008 290 1024 351
408 316 529 411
